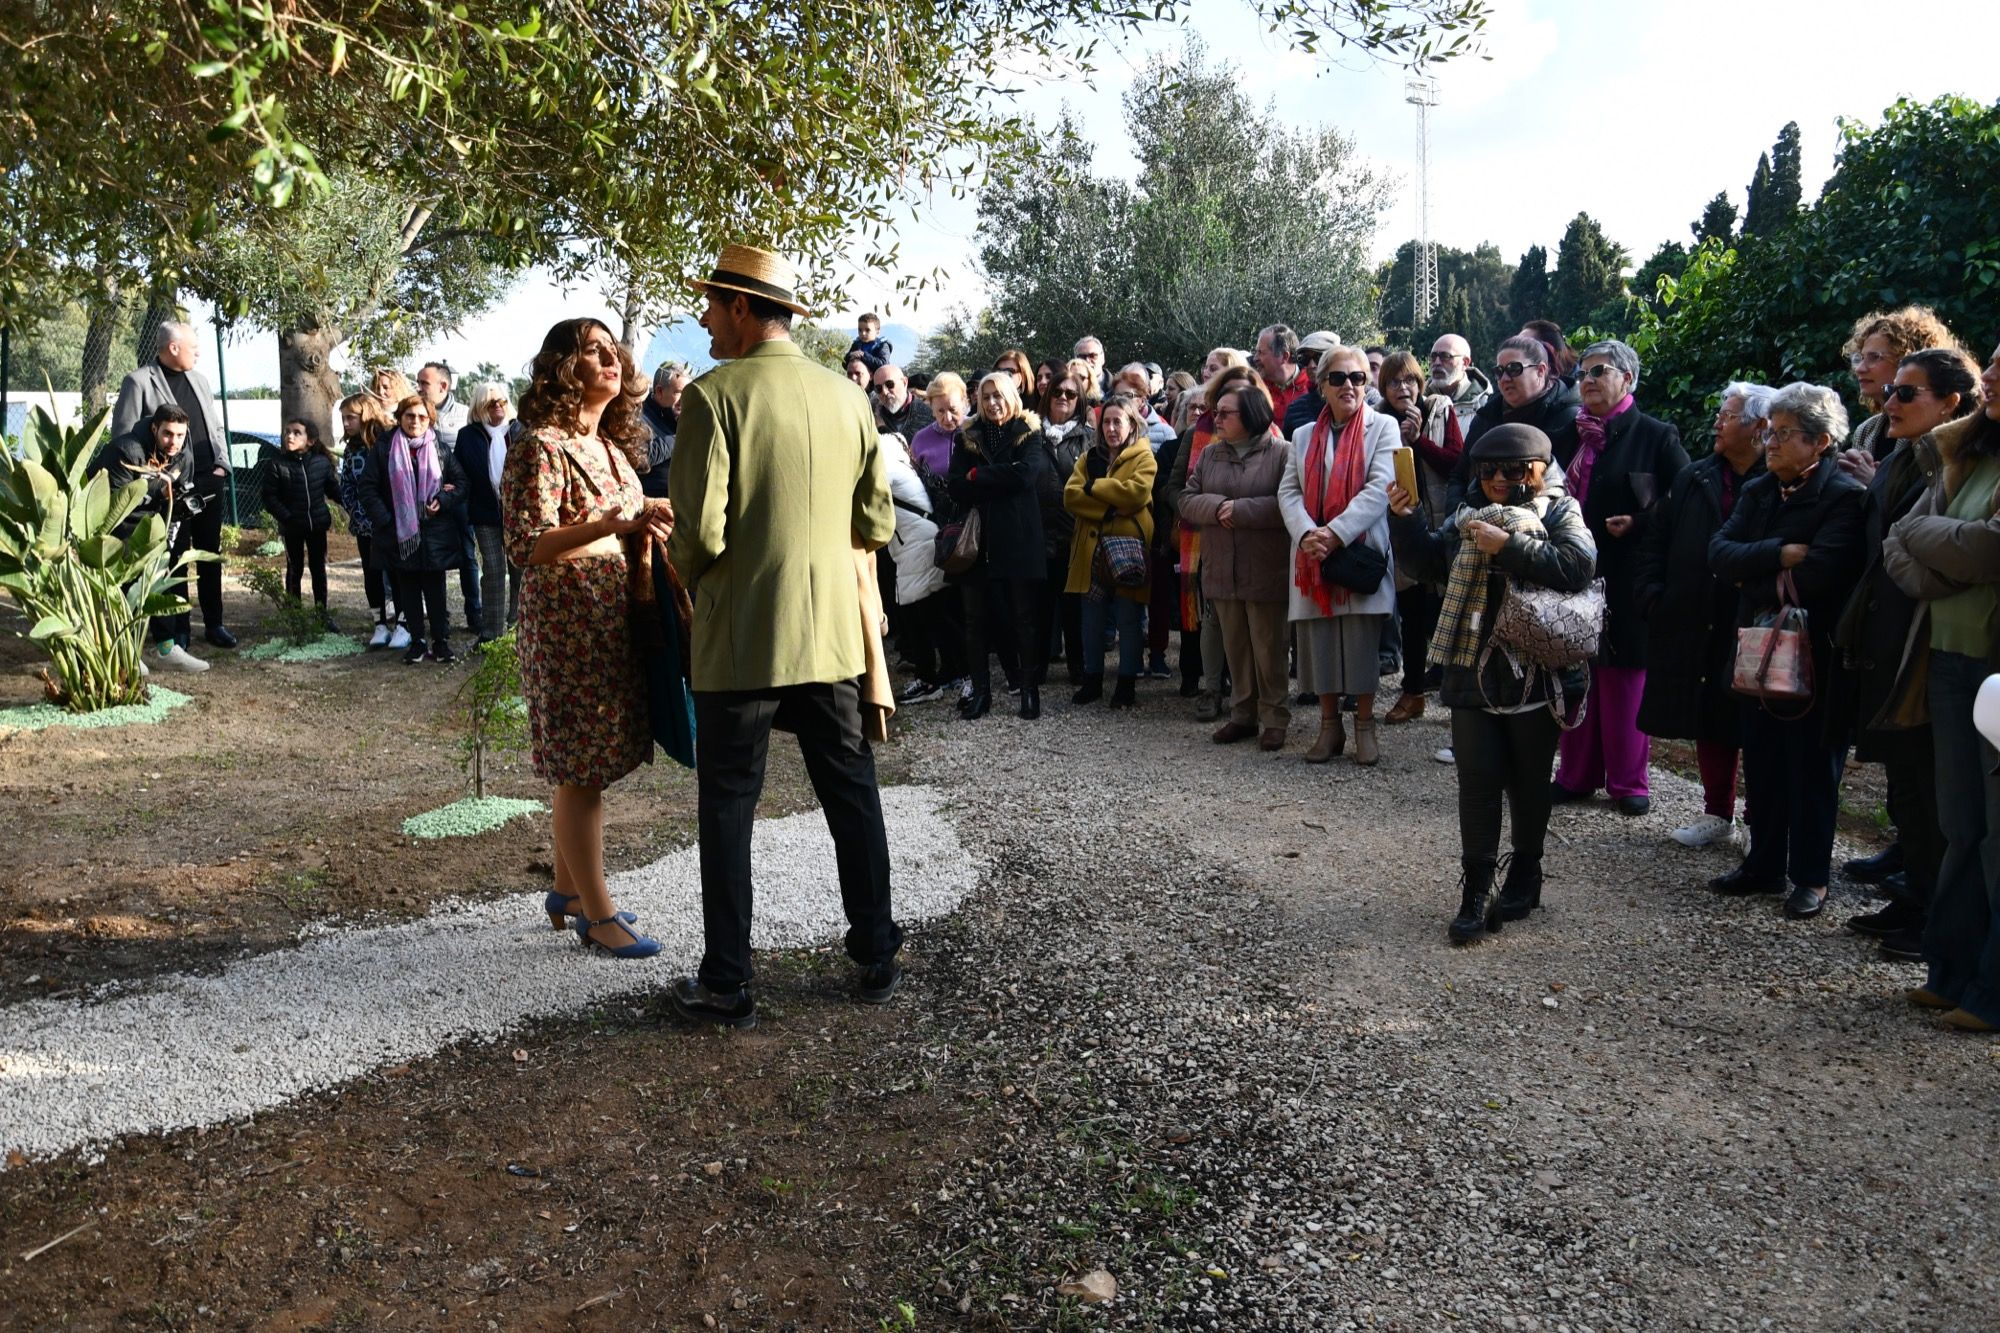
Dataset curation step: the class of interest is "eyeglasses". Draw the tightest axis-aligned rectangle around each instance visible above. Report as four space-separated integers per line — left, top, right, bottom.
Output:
1051 388 1079 401
1391 375 1423 390
1715 409 1741 422
1850 350 1890 368
1758 426 1817 446
1322 371 1371 388
1428 351 1462 363
1212 407 1241 420
398 412 428 423
1475 461 1533 481
1493 361 1540 380
1882 383 1933 404
1580 364 1624 381
869 383 901 395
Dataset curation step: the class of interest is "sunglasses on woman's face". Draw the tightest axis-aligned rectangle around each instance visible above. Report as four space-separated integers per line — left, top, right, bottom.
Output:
1323 371 1370 388
1580 364 1623 381
1475 461 1533 481
1493 361 1537 380
1882 383 1932 403
1051 388 1079 400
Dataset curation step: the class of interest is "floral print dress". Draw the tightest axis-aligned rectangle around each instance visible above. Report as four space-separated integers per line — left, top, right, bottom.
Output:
501 425 651 788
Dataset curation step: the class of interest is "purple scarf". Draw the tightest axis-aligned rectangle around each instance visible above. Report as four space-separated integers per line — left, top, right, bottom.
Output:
387 427 441 560
1565 393 1633 505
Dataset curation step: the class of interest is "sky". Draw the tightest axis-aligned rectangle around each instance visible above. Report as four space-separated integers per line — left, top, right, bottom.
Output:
194 0 2000 387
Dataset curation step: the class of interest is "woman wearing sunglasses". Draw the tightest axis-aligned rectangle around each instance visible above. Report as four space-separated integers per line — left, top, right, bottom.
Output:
1390 424 1596 942
1280 345 1400 764
1547 339 1690 818
1883 339 2000 1032
1708 383 1867 921
356 394 468 664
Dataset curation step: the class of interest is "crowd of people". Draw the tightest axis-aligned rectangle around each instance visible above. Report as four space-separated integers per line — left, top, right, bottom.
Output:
90 284 2000 1035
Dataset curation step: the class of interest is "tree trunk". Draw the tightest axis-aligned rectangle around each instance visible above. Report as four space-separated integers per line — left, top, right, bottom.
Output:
618 278 645 358
279 325 344 443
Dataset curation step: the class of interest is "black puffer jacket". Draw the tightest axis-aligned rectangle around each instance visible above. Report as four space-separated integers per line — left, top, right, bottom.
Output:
261 446 342 533
1550 407 1689 668
94 429 197 537
1832 431 1935 760
356 434 468 572
1708 459 1868 725
1634 453 1762 740
947 415 1051 581
1390 492 1597 712
1444 381 1582 512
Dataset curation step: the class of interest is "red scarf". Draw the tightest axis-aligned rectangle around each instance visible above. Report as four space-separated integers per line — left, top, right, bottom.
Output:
1295 406 1368 614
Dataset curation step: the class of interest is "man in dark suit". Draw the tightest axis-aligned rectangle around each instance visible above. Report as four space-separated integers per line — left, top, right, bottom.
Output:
111 321 236 647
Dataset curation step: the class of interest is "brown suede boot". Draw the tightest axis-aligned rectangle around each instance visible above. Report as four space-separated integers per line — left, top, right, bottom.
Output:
1353 718 1380 766
1304 714 1345 763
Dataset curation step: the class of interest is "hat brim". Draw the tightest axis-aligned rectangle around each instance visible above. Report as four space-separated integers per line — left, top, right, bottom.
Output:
688 276 811 318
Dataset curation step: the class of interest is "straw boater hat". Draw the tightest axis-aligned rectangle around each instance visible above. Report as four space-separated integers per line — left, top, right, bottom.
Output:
690 244 811 316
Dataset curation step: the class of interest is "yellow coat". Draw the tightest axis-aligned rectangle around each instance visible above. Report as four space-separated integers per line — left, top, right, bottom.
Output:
1062 443 1156 600
668 340 896 691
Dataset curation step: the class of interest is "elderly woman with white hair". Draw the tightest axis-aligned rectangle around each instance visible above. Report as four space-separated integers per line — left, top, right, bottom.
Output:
454 379 523 639
1548 338 1690 816
1635 381 1772 847
1708 383 1868 919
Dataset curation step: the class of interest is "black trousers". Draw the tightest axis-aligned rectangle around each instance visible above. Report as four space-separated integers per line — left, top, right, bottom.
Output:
282 524 329 607
900 589 967 686
395 569 451 646
186 493 226 628
963 575 1047 692
1451 706 1561 872
1885 749 1943 910
354 535 396 618
1398 584 1441 695
1741 705 1842 888
693 680 903 990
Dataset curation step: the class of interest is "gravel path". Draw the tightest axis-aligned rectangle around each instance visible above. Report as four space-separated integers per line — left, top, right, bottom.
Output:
887 694 2000 1330
0 785 972 1167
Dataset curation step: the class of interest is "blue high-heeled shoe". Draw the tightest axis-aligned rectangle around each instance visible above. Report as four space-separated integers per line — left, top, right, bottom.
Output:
573 914 662 959
542 892 638 931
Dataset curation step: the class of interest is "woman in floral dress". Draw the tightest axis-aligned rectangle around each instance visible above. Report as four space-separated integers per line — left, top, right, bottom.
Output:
503 318 675 959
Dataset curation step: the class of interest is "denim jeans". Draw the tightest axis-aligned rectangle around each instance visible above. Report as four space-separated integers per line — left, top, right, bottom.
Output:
1923 651 2000 1023
1080 592 1143 680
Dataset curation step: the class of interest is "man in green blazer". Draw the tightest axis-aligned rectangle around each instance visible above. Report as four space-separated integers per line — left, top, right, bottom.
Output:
666 245 903 1029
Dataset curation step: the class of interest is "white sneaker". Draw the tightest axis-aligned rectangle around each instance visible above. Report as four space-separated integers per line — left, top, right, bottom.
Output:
1433 746 1455 764
155 643 210 673
387 622 412 650
367 619 392 648
1671 814 1737 848
138 657 150 678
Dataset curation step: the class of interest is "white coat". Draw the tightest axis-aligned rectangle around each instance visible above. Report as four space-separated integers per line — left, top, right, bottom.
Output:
1278 408 1399 621
882 435 946 605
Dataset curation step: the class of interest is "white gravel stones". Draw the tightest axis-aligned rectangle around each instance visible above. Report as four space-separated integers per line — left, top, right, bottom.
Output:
0 783 972 1167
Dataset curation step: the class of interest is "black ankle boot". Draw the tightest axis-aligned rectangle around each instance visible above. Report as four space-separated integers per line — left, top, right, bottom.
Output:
1497 855 1543 922
1448 864 1500 944
1072 676 1104 705
959 690 992 720
1108 674 1137 709
1019 685 1041 720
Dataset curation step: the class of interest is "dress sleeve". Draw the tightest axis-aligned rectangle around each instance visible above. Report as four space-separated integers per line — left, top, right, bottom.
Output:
502 429 565 567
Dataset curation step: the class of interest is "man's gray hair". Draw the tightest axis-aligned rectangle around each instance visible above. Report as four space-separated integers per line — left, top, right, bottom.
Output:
1073 334 1104 356
1768 381 1850 446
1722 381 1775 425
1258 324 1299 360
1580 339 1641 390
157 319 196 349
652 360 689 391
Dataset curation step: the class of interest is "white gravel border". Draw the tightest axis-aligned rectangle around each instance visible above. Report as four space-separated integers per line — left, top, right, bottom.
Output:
0 784 972 1167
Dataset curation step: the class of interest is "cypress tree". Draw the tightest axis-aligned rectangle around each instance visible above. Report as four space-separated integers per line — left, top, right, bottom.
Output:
1768 121 1803 221
1691 192 1738 246
1509 245 1550 326
1743 151 1774 235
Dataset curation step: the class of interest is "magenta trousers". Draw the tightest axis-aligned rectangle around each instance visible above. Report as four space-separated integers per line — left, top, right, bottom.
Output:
1555 664 1650 798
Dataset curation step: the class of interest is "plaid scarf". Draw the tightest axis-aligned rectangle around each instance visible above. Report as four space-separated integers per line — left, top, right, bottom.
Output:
1432 500 1549 669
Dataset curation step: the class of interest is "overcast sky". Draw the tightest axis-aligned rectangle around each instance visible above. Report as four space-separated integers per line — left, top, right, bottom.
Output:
197 0 2000 385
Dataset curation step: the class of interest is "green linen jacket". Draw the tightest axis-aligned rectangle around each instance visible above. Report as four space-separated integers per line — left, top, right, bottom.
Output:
668 339 896 692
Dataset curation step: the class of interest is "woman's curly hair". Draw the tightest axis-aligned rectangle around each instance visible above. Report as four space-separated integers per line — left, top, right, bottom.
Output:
1843 304 1967 363
517 318 650 471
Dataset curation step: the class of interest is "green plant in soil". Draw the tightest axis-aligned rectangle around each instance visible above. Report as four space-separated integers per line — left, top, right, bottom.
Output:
237 560 325 646
218 522 243 555
454 629 528 799
0 405 214 711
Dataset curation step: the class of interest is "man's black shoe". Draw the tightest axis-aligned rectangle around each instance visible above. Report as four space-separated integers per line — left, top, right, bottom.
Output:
856 959 903 1005
1844 843 1904 884
204 625 238 649
1710 865 1784 896
1848 898 1919 938
1616 795 1651 818
1879 927 1925 962
669 977 757 1029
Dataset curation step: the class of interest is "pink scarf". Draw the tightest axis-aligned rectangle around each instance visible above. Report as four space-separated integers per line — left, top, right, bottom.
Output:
1294 406 1368 614
387 427 441 560
1565 393 1633 506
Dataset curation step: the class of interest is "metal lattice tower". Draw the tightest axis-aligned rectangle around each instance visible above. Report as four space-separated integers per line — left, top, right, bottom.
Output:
1405 76 1440 327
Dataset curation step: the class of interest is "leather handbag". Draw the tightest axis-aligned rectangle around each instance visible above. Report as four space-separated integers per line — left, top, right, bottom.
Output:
1319 539 1388 594
934 508 982 576
1492 575 1606 671
1733 569 1813 709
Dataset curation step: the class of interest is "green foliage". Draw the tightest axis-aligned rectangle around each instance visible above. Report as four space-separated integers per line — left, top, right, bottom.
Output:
1631 241 1688 314
1635 96 2000 448
1379 240 1515 354
1743 122 1803 237
454 630 528 800
792 324 856 372
237 561 326 646
0 299 140 393
0 407 211 711
956 37 1388 370
1691 193 1738 247
1508 246 1549 329
1549 213 1630 334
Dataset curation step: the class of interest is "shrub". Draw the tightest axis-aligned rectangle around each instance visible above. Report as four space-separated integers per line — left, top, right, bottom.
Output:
0 406 212 711
237 561 325 646
454 629 528 799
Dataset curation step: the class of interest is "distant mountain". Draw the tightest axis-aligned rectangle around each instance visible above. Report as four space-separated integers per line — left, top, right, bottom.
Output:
644 319 923 374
